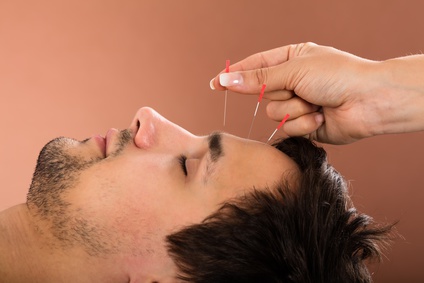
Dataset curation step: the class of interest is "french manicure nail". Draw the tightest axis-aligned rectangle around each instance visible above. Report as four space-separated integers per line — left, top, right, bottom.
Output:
209 78 216 90
219 73 243 87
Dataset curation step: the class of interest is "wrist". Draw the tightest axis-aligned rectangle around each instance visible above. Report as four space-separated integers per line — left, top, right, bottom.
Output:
367 55 424 136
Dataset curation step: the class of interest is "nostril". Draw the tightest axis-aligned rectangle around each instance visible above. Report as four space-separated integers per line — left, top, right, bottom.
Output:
133 118 155 149
133 107 157 149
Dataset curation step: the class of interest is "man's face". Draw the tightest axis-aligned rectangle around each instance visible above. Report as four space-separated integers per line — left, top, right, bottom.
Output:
28 107 298 267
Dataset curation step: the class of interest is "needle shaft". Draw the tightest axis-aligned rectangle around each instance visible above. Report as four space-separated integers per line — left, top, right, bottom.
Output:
247 84 267 138
223 90 228 126
247 102 260 138
267 114 290 143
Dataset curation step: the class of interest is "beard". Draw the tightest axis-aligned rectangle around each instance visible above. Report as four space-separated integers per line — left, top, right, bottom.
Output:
26 130 132 254
27 137 99 217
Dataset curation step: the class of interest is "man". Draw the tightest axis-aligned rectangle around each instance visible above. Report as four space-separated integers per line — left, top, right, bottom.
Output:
0 107 392 282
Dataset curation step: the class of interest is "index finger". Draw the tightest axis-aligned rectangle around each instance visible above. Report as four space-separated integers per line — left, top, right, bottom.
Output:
210 43 314 91
231 45 295 72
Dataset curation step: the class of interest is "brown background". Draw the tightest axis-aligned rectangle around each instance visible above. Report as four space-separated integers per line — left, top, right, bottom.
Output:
1 0 423 281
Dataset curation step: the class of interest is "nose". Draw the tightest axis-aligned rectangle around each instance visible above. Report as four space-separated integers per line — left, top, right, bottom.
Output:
130 107 195 149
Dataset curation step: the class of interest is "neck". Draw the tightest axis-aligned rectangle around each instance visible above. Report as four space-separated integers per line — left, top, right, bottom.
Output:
0 204 128 283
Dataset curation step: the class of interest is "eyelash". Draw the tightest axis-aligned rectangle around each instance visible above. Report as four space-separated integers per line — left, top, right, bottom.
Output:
178 155 188 176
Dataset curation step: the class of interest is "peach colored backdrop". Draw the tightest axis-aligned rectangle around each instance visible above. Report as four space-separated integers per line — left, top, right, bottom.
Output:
1 0 423 281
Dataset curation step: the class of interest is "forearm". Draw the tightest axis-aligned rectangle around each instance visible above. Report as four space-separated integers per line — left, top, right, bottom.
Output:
368 55 424 136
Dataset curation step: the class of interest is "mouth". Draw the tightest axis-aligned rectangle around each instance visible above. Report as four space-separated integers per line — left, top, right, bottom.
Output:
105 128 120 157
91 128 118 158
91 128 131 158
92 135 107 158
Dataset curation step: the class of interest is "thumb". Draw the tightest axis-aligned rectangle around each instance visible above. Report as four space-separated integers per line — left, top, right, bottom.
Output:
214 62 299 95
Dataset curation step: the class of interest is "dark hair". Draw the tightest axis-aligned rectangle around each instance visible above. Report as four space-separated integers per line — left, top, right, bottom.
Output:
166 137 394 283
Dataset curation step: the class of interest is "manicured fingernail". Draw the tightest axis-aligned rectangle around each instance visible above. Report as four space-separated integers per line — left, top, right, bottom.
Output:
219 72 243 87
209 78 215 90
315 113 324 124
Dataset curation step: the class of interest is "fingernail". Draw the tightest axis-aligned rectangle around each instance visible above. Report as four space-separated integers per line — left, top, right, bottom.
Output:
219 72 243 87
209 78 215 90
315 113 324 124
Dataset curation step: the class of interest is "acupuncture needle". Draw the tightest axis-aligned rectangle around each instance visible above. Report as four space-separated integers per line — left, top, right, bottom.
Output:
223 59 230 126
247 84 266 138
267 114 290 143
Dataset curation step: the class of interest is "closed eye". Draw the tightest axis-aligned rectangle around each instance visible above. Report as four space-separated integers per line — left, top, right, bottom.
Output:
178 155 188 176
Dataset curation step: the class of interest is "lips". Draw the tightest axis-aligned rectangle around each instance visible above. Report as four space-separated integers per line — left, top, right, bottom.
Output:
92 135 107 157
105 128 120 156
91 128 120 158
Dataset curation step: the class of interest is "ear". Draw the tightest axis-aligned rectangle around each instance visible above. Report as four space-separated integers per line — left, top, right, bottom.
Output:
154 277 182 283
132 272 180 283
130 253 180 283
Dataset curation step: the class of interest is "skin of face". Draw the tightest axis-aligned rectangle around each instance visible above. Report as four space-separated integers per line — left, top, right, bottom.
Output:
24 107 299 280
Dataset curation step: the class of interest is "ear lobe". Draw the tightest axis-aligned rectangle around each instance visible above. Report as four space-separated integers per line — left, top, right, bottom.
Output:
148 263 180 283
130 251 180 283
132 273 179 283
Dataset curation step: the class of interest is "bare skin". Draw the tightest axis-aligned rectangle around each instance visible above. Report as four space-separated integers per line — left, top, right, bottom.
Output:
0 107 298 282
210 42 424 144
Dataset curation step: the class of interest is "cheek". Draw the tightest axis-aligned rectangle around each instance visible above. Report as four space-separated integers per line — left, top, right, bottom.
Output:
67 155 222 239
67 158 167 213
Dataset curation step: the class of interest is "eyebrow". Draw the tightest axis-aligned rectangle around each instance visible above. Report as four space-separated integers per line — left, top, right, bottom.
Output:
203 132 224 184
208 131 223 162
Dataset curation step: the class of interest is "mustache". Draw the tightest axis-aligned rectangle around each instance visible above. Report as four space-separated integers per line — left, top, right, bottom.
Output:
81 129 132 147
111 129 132 157
80 129 133 157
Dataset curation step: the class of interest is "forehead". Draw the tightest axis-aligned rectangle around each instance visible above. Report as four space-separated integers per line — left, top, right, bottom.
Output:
217 134 299 191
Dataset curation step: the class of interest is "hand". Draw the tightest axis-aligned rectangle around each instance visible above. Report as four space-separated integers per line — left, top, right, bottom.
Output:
210 43 388 144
